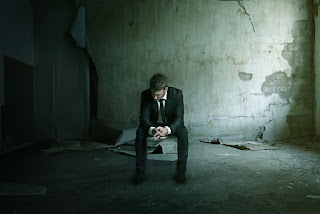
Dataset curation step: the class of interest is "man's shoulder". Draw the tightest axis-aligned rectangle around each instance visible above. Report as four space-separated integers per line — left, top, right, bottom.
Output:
141 88 151 96
168 87 182 95
142 88 150 93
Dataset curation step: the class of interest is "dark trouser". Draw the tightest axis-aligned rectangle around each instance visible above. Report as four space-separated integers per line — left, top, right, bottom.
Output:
135 124 189 173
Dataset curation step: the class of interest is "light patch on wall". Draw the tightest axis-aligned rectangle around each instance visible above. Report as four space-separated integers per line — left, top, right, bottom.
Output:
172 0 178 12
70 5 86 48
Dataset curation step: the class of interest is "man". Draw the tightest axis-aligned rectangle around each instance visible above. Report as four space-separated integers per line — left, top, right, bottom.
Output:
134 73 189 184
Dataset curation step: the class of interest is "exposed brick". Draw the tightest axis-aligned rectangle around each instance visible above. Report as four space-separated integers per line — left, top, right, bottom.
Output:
304 43 313 50
300 28 313 36
293 21 305 29
291 28 300 36
287 44 294 51
282 51 292 59
287 80 294 86
275 86 288 93
305 51 313 58
292 43 301 51
292 85 304 92
305 21 313 29
261 85 275 93
292 51 299 58
292 79 306 85
294 36 307 43
273 80 286 85
300 59 306 65
297 51 306 58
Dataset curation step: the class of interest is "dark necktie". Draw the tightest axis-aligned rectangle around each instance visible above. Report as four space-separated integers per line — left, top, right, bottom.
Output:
160 99 166 124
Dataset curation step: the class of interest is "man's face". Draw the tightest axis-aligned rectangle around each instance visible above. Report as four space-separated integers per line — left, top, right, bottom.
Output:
151 87 168 102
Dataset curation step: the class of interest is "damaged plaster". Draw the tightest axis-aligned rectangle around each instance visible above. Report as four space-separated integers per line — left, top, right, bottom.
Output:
261 71 291 100
238 72 253 81
261 0 314 138
85 0 314 141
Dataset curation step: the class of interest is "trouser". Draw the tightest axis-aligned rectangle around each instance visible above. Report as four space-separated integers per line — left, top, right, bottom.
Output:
135 124 189 173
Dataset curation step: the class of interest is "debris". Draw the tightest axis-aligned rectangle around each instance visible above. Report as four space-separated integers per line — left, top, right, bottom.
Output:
224 144 250 150
255 126 265 140
200 138 220 144
200 139 276 151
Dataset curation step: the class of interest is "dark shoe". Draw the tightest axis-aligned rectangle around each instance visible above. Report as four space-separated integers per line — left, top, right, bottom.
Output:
175 171 186 183
133 171 146 184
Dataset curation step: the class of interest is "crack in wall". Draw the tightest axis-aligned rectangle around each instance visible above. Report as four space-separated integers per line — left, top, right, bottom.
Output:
191 115 266 128
238 1 258 36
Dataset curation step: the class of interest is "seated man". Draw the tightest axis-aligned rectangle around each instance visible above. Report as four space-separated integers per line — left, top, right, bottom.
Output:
134 73 189 184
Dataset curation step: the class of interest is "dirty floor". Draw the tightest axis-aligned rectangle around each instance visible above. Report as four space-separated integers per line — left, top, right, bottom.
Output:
1 138 320 214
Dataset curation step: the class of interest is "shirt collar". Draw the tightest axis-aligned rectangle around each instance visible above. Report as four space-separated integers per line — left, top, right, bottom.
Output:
163 90 167 100
157 90 167 102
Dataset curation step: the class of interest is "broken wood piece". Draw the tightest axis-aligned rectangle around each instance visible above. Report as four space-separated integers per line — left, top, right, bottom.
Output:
200 138 221 144
224 144 250 150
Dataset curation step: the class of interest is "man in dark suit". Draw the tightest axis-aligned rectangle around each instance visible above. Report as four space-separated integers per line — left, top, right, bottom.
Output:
134 73 189 184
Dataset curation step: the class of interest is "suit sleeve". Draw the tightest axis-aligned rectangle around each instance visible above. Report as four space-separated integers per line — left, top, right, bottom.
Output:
139 92 157 131
168 90 184 134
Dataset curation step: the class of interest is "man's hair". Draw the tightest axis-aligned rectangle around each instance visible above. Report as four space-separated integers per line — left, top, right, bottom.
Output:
150 73 168 91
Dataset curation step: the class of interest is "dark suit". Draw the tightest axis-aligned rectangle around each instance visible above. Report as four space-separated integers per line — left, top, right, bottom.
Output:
135 87 189 173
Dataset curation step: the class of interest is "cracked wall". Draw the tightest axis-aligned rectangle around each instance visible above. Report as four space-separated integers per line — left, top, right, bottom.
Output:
260 1 315 139
84 0 314 140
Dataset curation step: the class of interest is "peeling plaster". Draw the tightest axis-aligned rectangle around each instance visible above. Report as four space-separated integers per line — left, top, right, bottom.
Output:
238 72 253 81
260 0 315 139
261 71 291 100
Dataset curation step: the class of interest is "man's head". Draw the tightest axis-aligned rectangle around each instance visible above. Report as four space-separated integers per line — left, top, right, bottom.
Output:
150 73 168 101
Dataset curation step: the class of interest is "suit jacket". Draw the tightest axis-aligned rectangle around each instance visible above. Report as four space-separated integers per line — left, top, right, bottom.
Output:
139 87 184 134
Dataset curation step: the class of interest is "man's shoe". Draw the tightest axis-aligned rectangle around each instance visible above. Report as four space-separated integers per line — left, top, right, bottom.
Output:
175 171 186 183
133 172 146 184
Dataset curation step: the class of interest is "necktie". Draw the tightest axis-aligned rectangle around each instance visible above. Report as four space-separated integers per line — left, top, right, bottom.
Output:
160 99 166 124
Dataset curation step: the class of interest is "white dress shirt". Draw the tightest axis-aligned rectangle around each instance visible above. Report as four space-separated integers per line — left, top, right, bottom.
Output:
148 91 172 136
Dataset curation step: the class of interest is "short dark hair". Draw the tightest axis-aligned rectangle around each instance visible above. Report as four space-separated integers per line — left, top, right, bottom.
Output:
150 73 167 91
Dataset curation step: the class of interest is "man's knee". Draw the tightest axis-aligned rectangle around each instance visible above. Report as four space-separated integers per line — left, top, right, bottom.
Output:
175 125 188 137
136 126 148 139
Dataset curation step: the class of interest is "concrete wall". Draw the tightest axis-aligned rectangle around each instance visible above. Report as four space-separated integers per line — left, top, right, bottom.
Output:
33 0 89 140
85 0 315 141
315 0 320 136
0 0 34 151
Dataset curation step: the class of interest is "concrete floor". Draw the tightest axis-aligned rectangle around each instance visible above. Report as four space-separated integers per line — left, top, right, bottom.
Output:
1 138 320 214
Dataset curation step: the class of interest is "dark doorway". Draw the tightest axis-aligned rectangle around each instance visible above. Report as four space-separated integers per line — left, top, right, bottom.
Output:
3 56 34 148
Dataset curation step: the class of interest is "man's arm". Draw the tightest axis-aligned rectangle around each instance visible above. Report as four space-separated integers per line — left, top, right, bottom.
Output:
167 90 184 134
139 91 157 131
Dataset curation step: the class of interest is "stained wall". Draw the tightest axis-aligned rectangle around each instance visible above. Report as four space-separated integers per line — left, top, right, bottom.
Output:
85 0 315 140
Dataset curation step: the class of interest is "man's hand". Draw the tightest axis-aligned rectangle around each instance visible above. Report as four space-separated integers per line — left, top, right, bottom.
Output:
153 126 168 141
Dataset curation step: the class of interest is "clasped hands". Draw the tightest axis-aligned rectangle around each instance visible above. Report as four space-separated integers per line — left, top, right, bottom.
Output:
152 126 168 141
